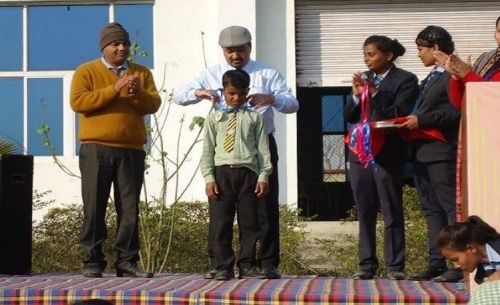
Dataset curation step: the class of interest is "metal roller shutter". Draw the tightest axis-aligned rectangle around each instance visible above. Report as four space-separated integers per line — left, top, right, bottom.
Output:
296 0 500 87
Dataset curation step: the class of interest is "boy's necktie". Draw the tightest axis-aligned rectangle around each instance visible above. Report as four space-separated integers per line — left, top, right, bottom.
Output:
223 112 237 152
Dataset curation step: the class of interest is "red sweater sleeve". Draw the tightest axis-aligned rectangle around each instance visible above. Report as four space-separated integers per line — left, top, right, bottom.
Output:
448 71 486 108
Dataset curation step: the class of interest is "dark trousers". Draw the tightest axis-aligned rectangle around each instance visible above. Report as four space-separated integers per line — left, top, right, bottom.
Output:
349 161 405 272
209 166 261 270
207 134 280 269
256 134 280 269
414 160 456 268
78 143 145 267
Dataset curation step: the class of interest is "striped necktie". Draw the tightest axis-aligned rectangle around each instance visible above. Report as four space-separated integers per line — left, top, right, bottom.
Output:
412 69 442 113
110 66 126 76
373 75 383 88
223 112 237 152
424 69 440 88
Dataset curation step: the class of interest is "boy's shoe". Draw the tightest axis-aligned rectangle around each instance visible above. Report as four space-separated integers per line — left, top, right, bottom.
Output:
214 268 235 281
238 266 261 279
83 265 104 278
115 261 153 278
352 270 376 280
387 271 406 280
83 262 106 278
257 266 281 279
204 269 217 279
432 269 463 282
409 267 447 281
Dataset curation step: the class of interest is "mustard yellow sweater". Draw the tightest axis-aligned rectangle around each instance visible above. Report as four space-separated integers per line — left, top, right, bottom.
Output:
70 59 161 150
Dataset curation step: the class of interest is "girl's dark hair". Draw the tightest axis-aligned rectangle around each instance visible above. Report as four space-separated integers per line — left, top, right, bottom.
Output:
496 16 500 27
364 35 406 62
415 25 455 55
438 215 500 251
222 69 250 89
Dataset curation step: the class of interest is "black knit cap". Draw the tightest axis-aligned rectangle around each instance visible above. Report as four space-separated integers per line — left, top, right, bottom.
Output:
99 22 130 50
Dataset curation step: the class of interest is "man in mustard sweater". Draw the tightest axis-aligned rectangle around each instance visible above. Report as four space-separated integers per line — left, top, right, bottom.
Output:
70 22 161 278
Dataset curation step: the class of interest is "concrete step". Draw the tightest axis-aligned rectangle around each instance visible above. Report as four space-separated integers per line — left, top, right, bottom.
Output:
299 221 358 269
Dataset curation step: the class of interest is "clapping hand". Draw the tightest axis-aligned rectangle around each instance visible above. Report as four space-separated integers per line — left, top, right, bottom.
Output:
434 51 472 79
127 73 140 94
113 73 140 94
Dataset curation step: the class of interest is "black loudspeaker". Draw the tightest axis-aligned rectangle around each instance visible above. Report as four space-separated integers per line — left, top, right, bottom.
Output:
0 154 33 275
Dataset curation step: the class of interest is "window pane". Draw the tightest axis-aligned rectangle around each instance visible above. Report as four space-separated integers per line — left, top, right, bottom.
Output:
0 7 22 71
0 78 24 147
323 135 346 182
28 78 63 156
115 4 154 68
28 5 108 70
322 95 344 133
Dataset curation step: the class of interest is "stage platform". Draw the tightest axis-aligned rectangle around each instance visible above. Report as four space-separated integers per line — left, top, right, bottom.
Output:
0 273 468 305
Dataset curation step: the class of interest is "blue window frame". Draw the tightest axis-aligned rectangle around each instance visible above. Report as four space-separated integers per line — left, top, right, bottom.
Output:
0 78 24 146
28 78 63 156
322 95 345 133
321 93 349 182
0 7 22 71
1 3 154 157
28 5 108 70
115 4 154 68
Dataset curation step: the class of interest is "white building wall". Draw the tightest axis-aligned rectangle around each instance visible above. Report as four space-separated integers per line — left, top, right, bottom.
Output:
32 0 298 210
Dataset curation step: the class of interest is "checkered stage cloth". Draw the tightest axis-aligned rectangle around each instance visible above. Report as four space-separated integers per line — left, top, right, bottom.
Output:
0 274 469 305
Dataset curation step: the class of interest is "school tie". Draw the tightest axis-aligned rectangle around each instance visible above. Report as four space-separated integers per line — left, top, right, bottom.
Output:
373 75 383 88
223 112 237 152
424 69 440 89
412 69 441 113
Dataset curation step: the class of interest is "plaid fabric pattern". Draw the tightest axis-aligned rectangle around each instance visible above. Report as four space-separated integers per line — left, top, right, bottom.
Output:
0 274 469 305
468 281 500 305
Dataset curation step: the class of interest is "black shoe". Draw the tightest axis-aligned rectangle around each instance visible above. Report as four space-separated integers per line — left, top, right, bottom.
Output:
410 267 447 281
352 270 375 280
204 269 217 279
257 266 281 279
83 264 104 278
238 266 260 279
116 261 153 278
387 271 406 280
432 269 463 283
214 268 235 281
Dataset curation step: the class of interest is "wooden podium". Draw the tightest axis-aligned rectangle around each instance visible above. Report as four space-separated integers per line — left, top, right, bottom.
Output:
463 82 500 290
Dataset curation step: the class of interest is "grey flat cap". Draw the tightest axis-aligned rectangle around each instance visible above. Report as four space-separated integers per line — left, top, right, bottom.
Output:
218 26 252 47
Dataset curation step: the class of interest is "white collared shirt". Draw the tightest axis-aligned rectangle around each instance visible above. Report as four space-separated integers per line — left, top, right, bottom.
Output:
483 243 500 271
101 56 128 76
173 59 298 135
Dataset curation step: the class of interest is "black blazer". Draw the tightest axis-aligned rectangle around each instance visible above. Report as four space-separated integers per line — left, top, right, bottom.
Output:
475 237 500 284
344 65 419 164
413 70 461 163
